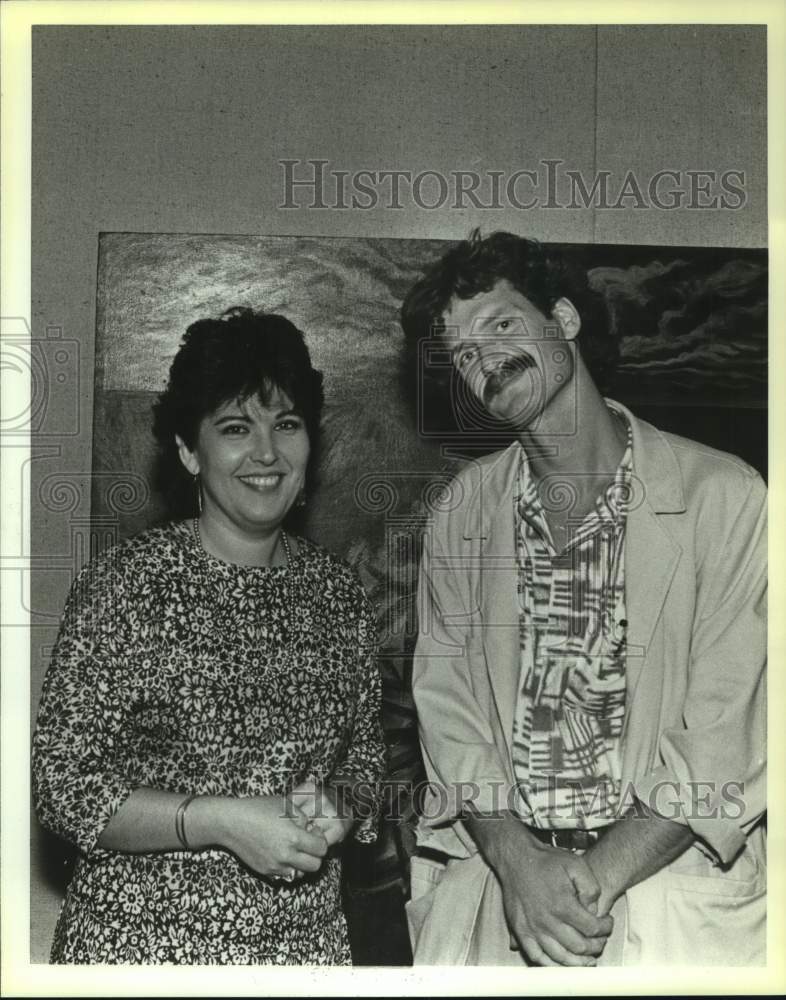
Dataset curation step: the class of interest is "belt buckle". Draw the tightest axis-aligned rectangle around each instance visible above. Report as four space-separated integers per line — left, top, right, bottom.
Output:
551 828 597 851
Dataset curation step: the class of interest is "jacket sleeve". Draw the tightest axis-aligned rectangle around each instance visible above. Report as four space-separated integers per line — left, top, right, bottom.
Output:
329 587 387 843
412 492 514 826
31 550 137 855
633 470 767 864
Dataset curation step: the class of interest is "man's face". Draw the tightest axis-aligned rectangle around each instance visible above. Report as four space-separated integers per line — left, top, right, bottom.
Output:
441 279 580 430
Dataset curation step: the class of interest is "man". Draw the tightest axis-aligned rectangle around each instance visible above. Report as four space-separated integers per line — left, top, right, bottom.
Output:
401 231 766 966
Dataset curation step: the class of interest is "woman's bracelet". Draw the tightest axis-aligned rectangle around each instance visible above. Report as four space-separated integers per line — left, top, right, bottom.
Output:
175 793 199 851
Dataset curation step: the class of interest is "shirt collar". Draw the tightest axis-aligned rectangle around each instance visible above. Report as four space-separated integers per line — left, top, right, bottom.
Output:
516 403 634 531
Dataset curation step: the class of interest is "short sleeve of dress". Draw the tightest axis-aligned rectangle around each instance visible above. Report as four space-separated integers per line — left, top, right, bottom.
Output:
329 587 386 843
32 547 138 855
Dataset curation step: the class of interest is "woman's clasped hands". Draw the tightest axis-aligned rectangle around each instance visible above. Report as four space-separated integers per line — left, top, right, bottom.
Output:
213 793 330 884
207 780 354 885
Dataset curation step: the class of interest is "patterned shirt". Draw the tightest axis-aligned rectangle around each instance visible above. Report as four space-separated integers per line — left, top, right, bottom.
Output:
511 409 633 829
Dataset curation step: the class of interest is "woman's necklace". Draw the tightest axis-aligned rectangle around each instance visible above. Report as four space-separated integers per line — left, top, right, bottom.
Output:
191 518 297 637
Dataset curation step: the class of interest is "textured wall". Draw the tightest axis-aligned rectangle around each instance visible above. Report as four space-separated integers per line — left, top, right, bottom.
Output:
30 24 767 961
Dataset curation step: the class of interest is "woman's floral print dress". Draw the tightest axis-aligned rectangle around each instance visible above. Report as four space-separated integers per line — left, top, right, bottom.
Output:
32 521 385 965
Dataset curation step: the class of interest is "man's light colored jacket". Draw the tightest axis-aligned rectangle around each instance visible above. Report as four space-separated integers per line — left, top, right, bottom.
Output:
408 401 767 965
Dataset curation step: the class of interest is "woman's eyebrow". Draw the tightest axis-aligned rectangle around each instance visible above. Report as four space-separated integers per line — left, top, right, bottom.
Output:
213 412 250 425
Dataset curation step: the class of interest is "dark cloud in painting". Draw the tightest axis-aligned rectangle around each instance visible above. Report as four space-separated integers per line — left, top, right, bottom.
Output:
588 254 766 405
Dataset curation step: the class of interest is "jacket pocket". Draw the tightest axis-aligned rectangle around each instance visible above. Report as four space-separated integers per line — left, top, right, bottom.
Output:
661 841 766 964
666 840 763 898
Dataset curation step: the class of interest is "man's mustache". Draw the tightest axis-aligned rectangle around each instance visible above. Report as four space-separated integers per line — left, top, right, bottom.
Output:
481 352 537 406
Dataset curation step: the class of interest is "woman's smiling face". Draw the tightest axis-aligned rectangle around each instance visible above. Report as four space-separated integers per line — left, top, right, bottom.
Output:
177 386 310 538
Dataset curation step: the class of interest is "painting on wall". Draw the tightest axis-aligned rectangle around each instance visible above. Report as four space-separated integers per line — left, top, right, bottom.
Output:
90 232 767 911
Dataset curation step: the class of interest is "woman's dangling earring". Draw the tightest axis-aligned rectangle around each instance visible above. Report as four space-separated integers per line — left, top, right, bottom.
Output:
296 487 306 508
194 474 202 515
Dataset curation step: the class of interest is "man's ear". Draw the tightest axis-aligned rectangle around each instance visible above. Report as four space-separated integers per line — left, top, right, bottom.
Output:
175 434 200 476
552 298 581 341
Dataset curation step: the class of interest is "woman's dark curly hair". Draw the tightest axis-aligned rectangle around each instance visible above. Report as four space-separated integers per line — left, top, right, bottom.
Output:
152 307 324 519
400 230 618 430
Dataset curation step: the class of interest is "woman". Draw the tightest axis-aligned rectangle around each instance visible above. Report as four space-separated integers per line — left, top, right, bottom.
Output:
32 307 386 964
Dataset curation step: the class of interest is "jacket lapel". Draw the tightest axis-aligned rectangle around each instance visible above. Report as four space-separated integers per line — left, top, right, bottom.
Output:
611 401 686 701
625 500 682 698
472 445 521 769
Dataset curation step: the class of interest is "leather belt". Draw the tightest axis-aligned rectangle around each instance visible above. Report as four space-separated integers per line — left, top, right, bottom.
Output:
526 825 611 851
415 825 612 867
